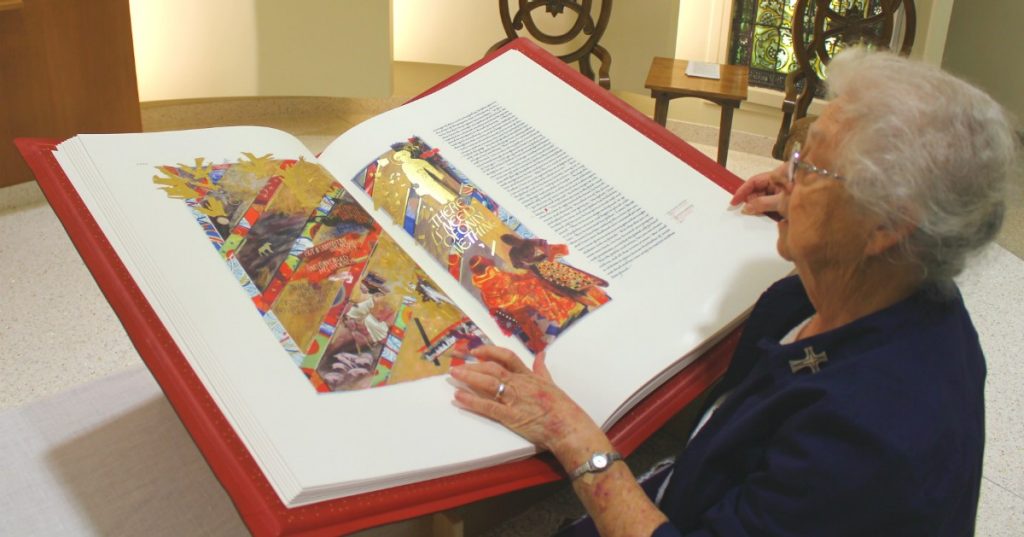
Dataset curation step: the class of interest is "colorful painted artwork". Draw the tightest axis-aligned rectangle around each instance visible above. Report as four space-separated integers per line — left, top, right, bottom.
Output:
353 137 611 353
151 153 488 393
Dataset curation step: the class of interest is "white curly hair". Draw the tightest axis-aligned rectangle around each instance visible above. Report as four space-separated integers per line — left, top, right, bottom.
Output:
825 47 1021 289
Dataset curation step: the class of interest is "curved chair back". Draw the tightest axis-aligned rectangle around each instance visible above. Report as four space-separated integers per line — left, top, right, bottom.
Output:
488 0 613 89
772 0 916 159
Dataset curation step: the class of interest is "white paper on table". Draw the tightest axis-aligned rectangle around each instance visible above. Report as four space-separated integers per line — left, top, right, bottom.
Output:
685 61 721 80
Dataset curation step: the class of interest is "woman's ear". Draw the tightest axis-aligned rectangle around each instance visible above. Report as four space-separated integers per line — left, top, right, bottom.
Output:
864 217 915 257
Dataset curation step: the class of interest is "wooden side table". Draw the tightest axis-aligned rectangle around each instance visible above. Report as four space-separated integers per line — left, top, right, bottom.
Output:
645 58 749 166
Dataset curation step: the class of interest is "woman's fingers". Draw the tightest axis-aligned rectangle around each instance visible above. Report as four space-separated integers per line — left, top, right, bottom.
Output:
730 172 772 206
731 164 787 208
450 363 506 398
741 192 783 215
452 385 517 423
532 351 551 381
459 360 512 381
470 345 532 374
450 348 584 449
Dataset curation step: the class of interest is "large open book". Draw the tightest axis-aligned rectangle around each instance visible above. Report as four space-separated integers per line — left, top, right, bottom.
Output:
20 40 792 534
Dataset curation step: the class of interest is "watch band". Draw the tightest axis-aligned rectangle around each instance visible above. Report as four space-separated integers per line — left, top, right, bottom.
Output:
569 451 623 480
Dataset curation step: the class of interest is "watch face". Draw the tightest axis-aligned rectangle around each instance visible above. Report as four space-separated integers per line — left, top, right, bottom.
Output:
593 454 609 469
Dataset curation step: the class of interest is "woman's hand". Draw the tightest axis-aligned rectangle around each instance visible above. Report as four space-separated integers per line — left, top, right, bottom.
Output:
730 164 787 215
452 346 671 536
450 345 602 454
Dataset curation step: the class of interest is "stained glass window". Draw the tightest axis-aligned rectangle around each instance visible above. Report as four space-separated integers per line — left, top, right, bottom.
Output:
728 0 888 92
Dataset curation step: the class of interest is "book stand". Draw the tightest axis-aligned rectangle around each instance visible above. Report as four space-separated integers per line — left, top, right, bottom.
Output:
16 39 745 537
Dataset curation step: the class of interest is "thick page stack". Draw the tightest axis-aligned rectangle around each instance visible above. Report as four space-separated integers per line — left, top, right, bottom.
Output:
39 41 792 530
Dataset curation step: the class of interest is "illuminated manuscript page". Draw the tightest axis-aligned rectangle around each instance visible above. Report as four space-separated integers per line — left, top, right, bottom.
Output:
319 51 791 427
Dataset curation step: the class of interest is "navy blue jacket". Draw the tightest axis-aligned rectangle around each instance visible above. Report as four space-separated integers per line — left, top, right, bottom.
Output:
653 275 986 536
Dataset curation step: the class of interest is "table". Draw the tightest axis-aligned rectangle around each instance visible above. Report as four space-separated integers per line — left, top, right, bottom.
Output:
645 58 749 167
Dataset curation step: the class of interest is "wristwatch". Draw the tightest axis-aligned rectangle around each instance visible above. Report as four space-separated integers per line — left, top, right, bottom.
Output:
569 451 623 480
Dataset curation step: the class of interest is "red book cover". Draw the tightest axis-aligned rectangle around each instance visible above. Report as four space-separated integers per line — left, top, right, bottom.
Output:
16 39 742 536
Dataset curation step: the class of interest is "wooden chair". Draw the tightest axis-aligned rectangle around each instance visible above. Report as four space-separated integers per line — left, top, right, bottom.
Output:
488 0 613 89
772 0 916 160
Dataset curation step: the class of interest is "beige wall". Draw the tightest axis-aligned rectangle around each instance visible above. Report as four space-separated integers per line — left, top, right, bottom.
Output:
601 0 679 93
130 0 259 101
942 0 1024 123
674 0 732 62
910 0 956 64
392 0 503 65
130 0 391 101
253 0 392 98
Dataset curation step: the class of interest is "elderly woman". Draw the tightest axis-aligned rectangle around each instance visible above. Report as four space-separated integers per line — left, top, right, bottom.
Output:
449 48 1019 536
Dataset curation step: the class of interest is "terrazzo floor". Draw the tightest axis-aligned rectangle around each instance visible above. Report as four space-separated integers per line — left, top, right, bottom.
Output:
2 84 1023 535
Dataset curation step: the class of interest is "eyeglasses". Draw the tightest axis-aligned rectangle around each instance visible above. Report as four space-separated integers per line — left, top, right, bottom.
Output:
787 142 846 185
